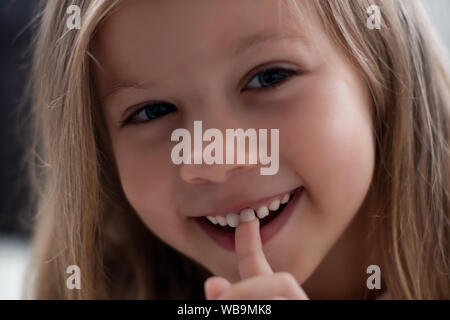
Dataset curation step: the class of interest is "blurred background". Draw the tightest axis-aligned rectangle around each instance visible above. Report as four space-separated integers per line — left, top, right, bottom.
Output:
0 0 449 299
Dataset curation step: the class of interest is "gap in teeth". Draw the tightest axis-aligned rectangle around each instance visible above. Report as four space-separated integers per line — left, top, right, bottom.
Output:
205 191 295 228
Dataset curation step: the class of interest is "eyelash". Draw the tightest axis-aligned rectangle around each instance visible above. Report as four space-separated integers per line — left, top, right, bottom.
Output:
120 66 299 127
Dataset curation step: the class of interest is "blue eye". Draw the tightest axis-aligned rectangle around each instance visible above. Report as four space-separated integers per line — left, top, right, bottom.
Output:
244 67 298 91
122 102 177 126
121 67 297 126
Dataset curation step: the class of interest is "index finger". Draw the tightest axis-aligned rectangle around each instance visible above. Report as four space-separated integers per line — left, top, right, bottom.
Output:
235 217 273 279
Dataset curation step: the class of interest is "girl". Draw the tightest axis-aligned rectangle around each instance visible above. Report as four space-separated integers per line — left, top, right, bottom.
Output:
26 0 449 299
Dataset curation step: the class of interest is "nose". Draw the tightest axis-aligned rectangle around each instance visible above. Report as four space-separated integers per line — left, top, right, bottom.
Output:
180 162 254 184
177 125 259 184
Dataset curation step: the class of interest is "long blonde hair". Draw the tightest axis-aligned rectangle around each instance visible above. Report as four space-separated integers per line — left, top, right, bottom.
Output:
27 0 449 299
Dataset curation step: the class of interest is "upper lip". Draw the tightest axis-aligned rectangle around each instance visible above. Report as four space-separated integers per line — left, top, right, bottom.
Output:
189 186 302 218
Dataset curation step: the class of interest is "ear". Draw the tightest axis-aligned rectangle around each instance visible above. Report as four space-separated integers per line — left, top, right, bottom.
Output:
204 276 232 300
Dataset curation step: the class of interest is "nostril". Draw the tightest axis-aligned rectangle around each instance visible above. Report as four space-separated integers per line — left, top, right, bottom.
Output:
179 163 242 184
223 163 255 179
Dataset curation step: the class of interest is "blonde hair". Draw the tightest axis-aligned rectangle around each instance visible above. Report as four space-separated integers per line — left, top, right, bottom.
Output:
27 0 449 299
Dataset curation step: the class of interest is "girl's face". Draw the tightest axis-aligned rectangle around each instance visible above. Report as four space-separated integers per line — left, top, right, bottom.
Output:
93 0 375 284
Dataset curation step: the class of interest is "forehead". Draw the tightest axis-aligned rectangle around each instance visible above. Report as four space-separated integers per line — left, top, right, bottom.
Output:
92 0 313 98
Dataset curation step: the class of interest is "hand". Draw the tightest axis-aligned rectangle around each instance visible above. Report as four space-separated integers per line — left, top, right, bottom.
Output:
204 218 308 300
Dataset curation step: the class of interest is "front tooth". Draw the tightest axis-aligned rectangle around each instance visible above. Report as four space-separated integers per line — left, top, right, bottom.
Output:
281 194 290 204
240 208 256 222
256 205 269 219
268 199 280 211
226 213 240 227
216 215 228 226
206 216 218 224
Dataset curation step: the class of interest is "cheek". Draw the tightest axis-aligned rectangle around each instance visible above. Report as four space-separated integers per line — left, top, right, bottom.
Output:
281 72 375 223
112 132 177 231
112 133 208 266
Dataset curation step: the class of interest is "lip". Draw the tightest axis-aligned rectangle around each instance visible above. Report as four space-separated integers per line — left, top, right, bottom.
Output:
191 187 300 219
194 186 304 251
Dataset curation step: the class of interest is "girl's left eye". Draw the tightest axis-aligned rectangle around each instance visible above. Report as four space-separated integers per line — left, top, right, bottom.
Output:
243 67 298 91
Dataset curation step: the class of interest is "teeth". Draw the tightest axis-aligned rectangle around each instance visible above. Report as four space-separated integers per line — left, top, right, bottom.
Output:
268 199 280 211
216 215 228 226
240 208 256 222
226 213 240 227
256 206 269 219
206 216 218 224
281 193 290 204
205 190 296 228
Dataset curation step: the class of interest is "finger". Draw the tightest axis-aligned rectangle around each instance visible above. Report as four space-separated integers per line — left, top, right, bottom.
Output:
271 296 287 300
235 217 273 279
217 273 308 300
204 276 232 300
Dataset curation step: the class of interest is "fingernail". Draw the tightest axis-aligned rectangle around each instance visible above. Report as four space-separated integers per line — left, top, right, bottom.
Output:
240 208 256 222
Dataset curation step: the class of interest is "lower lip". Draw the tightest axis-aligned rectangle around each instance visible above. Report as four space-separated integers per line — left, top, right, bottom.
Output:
194 187 304 251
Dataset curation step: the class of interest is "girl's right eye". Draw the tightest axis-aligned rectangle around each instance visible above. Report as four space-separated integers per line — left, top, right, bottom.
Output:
121 102 177 126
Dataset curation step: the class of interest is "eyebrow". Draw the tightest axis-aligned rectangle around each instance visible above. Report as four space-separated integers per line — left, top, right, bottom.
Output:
233 30 306 56
102 31 306 102
101 79 154 102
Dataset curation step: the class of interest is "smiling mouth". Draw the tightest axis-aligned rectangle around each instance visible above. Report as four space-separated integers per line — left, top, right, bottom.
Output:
196 186 304 233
